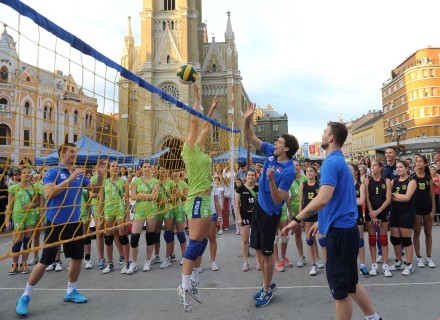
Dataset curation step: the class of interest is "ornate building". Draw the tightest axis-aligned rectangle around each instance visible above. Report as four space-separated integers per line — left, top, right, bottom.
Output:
253 104 288 146
118 0 250 157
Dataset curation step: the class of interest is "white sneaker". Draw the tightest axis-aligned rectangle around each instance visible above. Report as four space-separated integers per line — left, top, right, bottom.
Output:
426 257 436 268
27 256 39 266
382 264 392 277
315 257 325 269
189 280 202 303
102 263 114 274
150 255 160 265
296 256 306 267
143 260 151 272
160 257 171 269
416 257 425 268
180 257 184 265
389 260 404 271
177 285 192 312
121 263 128 274
84 260 93 269
309 264 318 276
55 261 63 272
211 261 219 271
376 255 384 263
218 229 223 235
45 262 56 271
369 263 378 276
127 262 137 275
402 264 414 276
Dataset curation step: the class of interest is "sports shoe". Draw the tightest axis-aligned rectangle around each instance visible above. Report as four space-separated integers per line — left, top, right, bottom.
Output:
389 260 404 271
255 262 261 270
224 227 229 231
121 263 128 274
242 262 250 272
127 262 137 275
9 263 18 275
309 264 318 276
84 260 93 269
21 263 30 274
315 257 325 269
236 225 241 235
282 257 293 267
64 289 88 303
426 257 436 268
177 285 192 312
15 295 30 316
170 254 176 262
180 257 184 265
199 264 203 273
97 258 106 270
416 257 425 268
118 255 124 265
275 262 285 272
102 263 114 274
218 229 223 235
382 264 392 277
143 260 151 272
45 262 56 271
150 255 160 265
254 282 277 300
189 280 202 303
296 256 306 267
55 261 63 272
27 256 39 266
376 255 384 263
160 257 171 269
360 265 369 277
402 264 414 276
255 290 273 308
211 261 219 271
369 263 378 276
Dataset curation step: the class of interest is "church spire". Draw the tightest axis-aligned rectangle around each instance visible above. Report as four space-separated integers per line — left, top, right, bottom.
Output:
225 11 235 41
126 16 133 38
121 16 135 70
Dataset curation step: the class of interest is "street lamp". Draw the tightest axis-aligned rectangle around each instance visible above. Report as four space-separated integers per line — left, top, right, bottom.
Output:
385 124 407 156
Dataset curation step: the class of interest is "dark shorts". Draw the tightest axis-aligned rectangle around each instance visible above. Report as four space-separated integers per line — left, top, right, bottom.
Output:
389 210 415 229
304 214 318 223
240 211 253 226
326 226 359 300
249 203 281 256
356 211 365 226
40 222 84 265
415 205 432 216
365 210 389 223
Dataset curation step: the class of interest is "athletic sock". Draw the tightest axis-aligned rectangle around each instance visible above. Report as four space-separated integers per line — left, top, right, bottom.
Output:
365 313 380 320
23 283 34 297
67 281 77 294
182 274 191 290
191 268 200 283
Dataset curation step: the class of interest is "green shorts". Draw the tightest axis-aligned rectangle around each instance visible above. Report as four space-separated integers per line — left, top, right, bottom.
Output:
184 195 212 220
104 204 126 221
280 205 289 222
80 206 90 223
172 204 186 223
13 211 37 230
134 201 158 220
158 203 174 220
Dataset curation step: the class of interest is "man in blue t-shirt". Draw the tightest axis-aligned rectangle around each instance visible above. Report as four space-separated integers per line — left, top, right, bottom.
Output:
15 143 106 316
243 103 298 308
282 122 382 320
383 147 398 180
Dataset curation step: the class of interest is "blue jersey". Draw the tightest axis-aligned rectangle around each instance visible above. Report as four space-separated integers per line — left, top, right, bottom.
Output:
383 161 397 180
258 142 295 215
318 150 357 235
43 166 90 224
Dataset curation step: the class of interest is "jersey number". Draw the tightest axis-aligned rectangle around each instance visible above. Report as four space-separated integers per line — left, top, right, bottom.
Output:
307 192 315 200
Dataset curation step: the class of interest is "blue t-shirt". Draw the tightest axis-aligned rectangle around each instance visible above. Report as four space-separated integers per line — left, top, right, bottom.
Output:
318 150 357 236
383 161 397 180
258 142 295 215
43 166 91 224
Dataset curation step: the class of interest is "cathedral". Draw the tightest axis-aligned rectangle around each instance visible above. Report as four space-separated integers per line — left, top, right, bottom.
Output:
117 0 250 158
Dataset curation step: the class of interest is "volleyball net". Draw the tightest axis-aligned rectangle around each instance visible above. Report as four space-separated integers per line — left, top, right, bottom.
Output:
0 0 240 261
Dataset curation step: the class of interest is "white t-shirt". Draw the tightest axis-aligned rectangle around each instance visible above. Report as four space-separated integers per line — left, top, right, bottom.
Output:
211 186 224 213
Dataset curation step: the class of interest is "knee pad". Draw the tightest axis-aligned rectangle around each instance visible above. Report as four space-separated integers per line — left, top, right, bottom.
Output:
154 232 161 244
164 230 174 243
22 237 32 250
379 235 388 247
281 236 289 244
84 236 92 245
176 232 186 244
130 233 140 248
318 237 326 248
274 236 280 245
402 237 412 247
104 235 114 246
390 236 401 246
184 239 205 261
306 238 314 246
359 238 365 248
119 235 129 246
146 232 155 246
368 235 376 247
12 240 23 253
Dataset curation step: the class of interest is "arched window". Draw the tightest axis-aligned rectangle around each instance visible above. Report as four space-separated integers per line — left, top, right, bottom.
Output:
164 0 175 10
64 109 69 125
163 21 166 30
24 102 30 116
43 106 48 120
171 21 174 30
167 55 171 64
89 115 92 127
0 98 7 111
74 110 78 124
0 124 11 145
49 107 53 120
212 64 217 73
85 114 89 127
0 66 7 81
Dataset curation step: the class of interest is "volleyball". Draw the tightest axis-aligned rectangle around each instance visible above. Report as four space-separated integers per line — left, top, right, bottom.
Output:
176 64 198 84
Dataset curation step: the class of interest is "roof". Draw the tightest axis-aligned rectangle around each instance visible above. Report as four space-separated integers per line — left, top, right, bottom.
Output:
353 112 383 132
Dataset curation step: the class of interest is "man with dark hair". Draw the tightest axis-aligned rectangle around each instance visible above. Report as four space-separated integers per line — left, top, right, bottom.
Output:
243 103 298 308
383 147 398 180
282 121 382 320
15 143 106 316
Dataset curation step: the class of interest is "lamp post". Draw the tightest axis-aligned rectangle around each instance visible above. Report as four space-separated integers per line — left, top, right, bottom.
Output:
385 124 407 156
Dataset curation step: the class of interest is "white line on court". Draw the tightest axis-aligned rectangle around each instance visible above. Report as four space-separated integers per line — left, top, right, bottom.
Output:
1 281 439 291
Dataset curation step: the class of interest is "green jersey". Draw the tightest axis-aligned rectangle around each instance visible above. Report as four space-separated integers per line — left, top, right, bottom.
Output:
176 180 189 205
181 143 212 197
90 175 99 209
80 188 91 221
159 179 176 202
8 184 36 214
288 175 308 215
103 178 125 214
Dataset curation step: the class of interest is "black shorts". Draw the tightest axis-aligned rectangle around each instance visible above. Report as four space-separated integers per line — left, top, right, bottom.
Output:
356 211 365 226
389 210 415 229
240 211 253 226
326 226 359 300
304 214 318 223
415 205 432 215
40 222 84 265
365 210 389 223
249 203 281 256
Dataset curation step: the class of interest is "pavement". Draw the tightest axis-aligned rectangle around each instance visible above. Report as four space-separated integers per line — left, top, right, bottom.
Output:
0 225 439 320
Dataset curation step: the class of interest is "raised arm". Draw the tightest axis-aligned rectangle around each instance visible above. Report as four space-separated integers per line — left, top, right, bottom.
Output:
243 103 263 152
186 85 201 148
196 95 218 147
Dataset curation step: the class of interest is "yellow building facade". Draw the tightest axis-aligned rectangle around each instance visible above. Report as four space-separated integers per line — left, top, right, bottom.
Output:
352 112 384 161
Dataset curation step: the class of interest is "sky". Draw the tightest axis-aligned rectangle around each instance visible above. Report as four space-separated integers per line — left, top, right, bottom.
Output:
2 0 440 143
